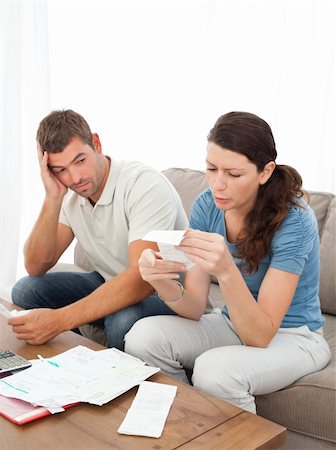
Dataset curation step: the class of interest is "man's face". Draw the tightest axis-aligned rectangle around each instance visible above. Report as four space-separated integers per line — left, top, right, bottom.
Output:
47 135 107 203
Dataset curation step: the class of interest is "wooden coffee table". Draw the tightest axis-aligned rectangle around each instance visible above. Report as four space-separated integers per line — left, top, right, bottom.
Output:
0 299 286 449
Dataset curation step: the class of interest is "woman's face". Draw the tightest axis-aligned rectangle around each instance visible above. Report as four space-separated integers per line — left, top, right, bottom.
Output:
206 142 274 215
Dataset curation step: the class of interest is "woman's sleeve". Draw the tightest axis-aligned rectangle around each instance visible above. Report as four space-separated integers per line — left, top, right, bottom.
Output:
189 190 211 231
270 205 319 275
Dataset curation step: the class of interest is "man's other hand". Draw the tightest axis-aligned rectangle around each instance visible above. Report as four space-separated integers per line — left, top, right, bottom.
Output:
8 308 67 345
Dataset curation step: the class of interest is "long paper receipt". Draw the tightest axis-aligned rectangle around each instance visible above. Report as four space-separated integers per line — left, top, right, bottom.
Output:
142 230 195 270
118 381 177 438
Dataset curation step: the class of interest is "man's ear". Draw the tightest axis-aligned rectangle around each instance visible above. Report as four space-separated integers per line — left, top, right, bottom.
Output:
260 161 276 185
92 133 102 153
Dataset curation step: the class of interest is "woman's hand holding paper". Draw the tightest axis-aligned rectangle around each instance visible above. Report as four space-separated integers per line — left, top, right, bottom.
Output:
138 249 186 284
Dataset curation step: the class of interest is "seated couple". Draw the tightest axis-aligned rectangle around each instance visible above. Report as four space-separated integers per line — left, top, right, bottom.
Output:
9 110 331 414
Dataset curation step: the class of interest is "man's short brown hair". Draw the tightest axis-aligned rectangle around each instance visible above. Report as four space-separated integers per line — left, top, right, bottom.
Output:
36 109 93 153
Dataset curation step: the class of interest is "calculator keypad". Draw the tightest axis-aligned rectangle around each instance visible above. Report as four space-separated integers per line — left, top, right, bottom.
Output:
0 350 32 373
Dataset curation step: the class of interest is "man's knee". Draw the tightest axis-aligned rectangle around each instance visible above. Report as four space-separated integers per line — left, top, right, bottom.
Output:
11 276 42 308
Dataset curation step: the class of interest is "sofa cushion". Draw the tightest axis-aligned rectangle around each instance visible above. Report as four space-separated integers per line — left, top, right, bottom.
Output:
208 283 224 310
319 197 336 315
256 314 336 443
307 192 335 238
281 430 336 450
163 168 209 217
79 324 108 346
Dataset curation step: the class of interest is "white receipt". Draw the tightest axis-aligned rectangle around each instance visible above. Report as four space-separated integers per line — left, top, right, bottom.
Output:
142 230 195 270
0 303 31 319
118 381 177 438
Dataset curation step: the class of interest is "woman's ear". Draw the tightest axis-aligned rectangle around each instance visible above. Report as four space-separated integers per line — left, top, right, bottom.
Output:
260 161 276 185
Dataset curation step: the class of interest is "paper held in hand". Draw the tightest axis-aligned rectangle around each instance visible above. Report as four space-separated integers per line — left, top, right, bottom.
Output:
142 230 195 270
0 303 31 319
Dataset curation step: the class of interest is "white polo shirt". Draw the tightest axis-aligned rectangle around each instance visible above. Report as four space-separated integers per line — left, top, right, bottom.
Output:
59 158 187 280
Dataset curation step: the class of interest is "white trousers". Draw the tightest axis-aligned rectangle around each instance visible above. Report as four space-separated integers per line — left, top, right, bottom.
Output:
124 312 331 413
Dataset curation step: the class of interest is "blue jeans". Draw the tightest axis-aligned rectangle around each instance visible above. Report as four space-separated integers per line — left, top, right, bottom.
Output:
11 271 176 351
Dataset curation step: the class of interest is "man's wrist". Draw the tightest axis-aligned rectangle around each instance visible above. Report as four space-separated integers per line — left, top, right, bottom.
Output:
58 305 79 331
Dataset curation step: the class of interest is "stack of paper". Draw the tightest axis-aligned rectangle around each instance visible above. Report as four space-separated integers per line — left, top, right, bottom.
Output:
0 346 159 414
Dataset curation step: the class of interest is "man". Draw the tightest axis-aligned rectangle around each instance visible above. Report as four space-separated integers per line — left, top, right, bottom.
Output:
9 109 187 350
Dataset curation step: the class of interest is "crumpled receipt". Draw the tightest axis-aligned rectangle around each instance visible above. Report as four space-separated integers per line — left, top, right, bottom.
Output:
0 302 31 319
142 230 195 270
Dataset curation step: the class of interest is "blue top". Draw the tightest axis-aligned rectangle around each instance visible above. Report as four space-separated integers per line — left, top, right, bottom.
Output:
189 189 325 331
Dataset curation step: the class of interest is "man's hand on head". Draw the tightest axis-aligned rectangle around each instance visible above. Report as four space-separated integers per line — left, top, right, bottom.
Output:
37 143 68 198
7 308 68 345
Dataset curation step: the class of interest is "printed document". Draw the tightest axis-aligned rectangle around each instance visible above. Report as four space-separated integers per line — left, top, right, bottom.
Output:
0 346 159 413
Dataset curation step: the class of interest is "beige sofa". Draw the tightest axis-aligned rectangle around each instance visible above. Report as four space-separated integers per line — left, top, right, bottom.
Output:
71 168 336 450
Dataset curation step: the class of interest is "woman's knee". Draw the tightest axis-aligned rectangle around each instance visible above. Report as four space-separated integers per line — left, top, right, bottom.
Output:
192 349 227 397
124 316 169 360
192 347 246 399
192 346 257 413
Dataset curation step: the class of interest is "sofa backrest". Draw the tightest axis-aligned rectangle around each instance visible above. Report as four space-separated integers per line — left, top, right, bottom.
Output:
163 168 336 316
304 192 335 238
318 196 336 315
163 168 209 217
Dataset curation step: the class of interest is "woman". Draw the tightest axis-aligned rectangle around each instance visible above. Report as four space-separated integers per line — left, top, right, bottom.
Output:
125 111 331 413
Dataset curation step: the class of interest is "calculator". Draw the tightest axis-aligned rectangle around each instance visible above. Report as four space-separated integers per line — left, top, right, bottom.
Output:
0 351 32 375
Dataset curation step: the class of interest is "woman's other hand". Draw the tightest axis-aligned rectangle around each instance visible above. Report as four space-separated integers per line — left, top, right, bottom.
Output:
178 229 233 279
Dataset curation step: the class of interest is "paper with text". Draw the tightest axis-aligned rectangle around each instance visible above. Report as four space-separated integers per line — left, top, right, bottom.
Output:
0 346 160 413
118 381 177 438
142 230 195 270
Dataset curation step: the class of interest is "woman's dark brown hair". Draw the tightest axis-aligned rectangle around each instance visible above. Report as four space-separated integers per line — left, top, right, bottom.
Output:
208 111 304 273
